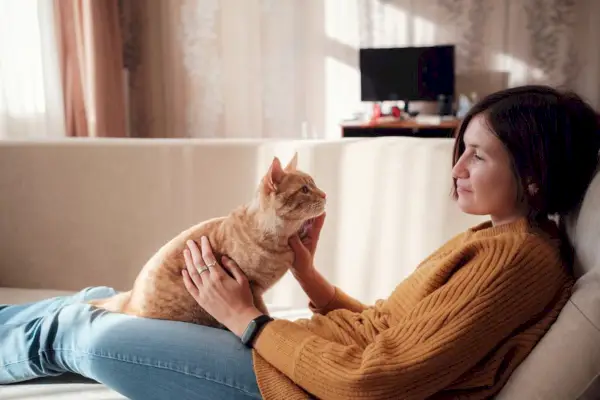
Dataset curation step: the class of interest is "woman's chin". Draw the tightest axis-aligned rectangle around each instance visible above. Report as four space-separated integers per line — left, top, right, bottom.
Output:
456 199 479 215
457 201 489 216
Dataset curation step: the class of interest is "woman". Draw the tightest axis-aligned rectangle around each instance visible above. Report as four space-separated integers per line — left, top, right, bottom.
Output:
1 85 599 399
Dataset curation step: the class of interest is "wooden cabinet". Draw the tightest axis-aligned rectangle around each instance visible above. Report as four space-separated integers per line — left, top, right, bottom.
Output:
341 118 460 139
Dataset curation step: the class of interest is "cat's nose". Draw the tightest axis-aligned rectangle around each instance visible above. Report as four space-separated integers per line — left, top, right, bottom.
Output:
319 191 327 199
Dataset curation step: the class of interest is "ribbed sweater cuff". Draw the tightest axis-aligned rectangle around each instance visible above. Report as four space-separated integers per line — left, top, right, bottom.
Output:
309 286 367 314
252 319 312 380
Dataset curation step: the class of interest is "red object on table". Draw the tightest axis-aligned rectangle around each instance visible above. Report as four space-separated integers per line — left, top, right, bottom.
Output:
369 103 382 124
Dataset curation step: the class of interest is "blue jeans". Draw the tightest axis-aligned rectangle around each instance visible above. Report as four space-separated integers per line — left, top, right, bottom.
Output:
0 286 262 399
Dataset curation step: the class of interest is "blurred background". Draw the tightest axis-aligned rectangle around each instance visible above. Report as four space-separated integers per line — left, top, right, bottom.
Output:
1 0 598 141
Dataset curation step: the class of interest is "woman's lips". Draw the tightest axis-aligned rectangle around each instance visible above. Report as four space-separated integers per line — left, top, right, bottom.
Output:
457 186 472 194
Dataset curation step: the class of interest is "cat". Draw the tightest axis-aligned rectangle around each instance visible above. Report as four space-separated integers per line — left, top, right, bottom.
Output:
88 153 326 328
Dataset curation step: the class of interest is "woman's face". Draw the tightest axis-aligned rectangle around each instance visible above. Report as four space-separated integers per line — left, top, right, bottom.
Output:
452 114 527 225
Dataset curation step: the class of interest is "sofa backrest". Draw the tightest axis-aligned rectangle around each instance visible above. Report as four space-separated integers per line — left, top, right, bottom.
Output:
565 168 600 278
0 138 483 308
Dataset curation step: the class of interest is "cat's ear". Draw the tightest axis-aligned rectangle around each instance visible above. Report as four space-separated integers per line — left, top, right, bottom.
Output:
284 152 298 172
264 156 285 193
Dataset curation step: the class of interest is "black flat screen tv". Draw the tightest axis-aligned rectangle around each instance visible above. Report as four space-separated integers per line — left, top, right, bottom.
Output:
359 45 455 104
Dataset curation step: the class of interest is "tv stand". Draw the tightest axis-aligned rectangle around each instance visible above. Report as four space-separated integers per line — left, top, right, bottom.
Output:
340 117 460 139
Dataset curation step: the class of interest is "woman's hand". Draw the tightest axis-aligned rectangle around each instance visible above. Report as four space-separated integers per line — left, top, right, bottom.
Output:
182 236 263 337
288 212 326 281
288 212 335 308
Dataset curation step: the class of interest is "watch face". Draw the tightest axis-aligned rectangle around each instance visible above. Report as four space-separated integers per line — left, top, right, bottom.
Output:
242 320 257 345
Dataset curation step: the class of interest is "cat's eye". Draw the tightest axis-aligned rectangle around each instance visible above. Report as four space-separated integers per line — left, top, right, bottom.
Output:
301 185 309 194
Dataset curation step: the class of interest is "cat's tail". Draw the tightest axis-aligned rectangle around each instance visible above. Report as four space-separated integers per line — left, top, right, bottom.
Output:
88 291 132 314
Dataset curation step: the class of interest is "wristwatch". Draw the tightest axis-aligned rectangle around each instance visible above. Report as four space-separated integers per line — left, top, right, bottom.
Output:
241 314 273 347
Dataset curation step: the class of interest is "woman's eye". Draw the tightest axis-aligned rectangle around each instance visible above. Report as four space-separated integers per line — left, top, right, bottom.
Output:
301 185 309 193
474 153 483 161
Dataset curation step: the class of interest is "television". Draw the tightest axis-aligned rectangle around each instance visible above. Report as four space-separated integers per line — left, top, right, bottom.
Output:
359 45 455 110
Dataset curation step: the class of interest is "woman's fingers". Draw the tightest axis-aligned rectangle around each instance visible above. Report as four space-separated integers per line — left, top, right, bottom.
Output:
200 236 217 265
183 247 195 272
289 234 301 251
221 256 248 285
313 212 326 234
200 236 226 280
187 239 205 269
307 212 326 254
289 234 309 257
183 248 205 290
182 269 198 296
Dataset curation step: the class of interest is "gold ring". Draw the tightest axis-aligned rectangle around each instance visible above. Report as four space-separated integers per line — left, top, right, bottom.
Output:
196 265 209 274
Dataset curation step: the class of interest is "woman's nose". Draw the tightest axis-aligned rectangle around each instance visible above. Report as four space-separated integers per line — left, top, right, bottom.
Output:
452 158 467 179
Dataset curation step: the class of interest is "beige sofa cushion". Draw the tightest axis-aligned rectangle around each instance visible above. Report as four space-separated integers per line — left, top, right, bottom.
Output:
566 167 600 279
497 171 600 400
496 271 600 399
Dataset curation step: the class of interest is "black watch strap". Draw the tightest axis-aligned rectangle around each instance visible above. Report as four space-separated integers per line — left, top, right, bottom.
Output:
241 314 273 347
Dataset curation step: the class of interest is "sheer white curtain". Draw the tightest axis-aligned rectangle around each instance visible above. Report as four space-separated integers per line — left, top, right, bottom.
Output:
122 0 598 140
122 0 335 139
0 0 65 139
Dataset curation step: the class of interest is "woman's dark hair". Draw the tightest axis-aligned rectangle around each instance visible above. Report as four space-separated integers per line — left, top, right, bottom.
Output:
452 85 600 218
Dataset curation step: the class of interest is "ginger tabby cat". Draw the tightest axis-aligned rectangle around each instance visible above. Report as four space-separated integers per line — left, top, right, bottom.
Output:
88 153 326 328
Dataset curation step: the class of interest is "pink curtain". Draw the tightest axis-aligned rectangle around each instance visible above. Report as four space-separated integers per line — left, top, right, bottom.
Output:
54 0 127 137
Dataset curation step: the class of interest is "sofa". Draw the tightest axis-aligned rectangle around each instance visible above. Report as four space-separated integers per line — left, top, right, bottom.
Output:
0 137 598 399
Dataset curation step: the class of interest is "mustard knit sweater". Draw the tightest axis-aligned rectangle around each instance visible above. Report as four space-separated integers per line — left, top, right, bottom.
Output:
251 218 574 399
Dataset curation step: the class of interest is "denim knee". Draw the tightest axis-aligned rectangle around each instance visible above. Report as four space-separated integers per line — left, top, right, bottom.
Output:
77 286 118 302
